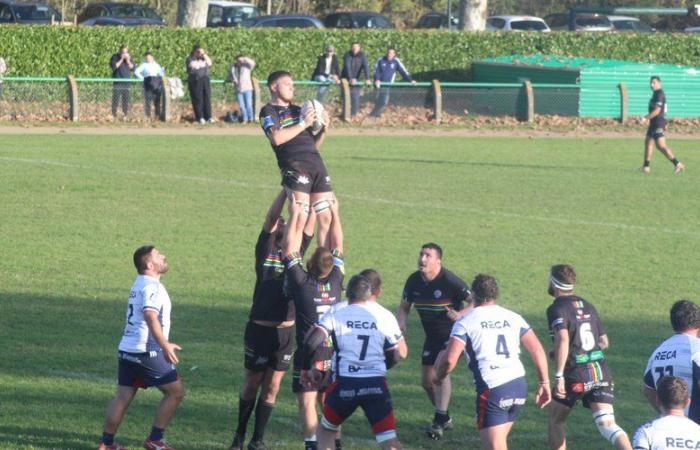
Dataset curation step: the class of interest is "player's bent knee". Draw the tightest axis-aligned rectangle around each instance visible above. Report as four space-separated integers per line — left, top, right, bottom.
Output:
592 411 625 444
320 415 341 432
312 199 331 216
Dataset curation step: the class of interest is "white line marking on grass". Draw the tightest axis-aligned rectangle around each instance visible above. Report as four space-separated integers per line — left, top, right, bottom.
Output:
3 156 698 238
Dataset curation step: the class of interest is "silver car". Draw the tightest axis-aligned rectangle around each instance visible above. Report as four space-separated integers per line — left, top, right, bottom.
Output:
485 15 550 32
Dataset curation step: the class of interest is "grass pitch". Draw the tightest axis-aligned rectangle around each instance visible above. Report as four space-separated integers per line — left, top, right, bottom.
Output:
1 132 699 449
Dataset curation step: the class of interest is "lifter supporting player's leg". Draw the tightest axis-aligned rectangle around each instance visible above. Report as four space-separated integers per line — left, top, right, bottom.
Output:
548 400 572 450
655 136 684 173
479 422 514 450
589 402 631 450
310 192 333 249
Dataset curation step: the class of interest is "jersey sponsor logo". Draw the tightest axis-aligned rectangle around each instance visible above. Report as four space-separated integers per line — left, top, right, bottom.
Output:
498 397 526 410
665 437 700 448
346 320 378 330
339 387 383 397
348 365 362 373
480 319 511 329
655 350 677 361
434 290 442 299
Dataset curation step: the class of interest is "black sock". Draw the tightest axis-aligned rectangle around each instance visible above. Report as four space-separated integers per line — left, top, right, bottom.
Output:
644 160 651 167
672 158 680 166
304 439 318 450
101 432 115 445
251 400 274 442
335 438 342 450
236 396 256 437
148 426 164 441
433 409 450 425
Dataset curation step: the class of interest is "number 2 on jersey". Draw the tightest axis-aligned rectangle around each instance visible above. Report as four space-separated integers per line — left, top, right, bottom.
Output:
357 335 369 361
127 304 134 325
496 334 510 358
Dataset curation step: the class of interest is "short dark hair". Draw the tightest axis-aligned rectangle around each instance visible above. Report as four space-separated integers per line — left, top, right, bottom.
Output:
387 47 396 52
119 44 128 51
267 70 292 89
359 269 381 296
133 245 155 274
657 376 688 410
670 300 700 332
421 242 443 259
651 75 661 83
192 44 202 52
551 264 576 285
347 275 371 303
144 51 153 57
307 247 333 279
471 274 498 305
351 41 360 46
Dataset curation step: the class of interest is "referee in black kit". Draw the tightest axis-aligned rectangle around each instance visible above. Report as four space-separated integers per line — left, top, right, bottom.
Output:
186 44 213 124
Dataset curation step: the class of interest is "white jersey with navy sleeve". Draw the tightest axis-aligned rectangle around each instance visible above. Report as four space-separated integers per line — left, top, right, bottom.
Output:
643 333 700 418
633 415 700 449
318 301 402 378
450 304 530 390
118 275 171 353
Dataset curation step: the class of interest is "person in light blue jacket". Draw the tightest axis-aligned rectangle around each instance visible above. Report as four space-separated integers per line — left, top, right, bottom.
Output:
134 52 165 119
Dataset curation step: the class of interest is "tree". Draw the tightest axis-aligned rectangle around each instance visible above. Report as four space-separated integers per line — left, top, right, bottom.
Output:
458 0 487 31
176 0 208 28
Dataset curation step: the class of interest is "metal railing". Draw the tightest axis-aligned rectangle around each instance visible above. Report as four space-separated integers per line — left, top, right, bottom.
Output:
0 76 590 125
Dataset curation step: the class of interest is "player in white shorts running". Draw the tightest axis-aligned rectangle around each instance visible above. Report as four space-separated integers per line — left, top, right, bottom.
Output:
436 274 551 450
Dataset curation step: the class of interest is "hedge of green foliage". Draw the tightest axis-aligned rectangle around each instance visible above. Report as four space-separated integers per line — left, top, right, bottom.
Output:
2 26 700 81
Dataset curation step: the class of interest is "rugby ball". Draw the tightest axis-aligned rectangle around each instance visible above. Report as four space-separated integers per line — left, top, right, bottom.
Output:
301 99 325 135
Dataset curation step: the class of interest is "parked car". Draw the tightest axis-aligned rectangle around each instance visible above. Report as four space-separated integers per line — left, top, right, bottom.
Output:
77 2 165 26
415 12 457 29
0 1 61 24
323 11 393 29
241 14 323 28
607 15 654 32
485 15 550 32
544 12 614 31
684 26 700 32
206 0 259 27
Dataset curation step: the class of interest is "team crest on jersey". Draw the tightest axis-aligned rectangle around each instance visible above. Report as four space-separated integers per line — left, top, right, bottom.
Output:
434 290 442 299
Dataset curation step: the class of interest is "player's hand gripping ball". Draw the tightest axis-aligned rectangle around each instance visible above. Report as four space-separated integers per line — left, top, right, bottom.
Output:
301 99 325 135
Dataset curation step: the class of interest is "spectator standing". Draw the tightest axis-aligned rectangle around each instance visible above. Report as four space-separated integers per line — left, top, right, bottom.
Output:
371 47 416 118
186 45 213 124
110 45 134 118
341 42 370 117
311 45 340 103
134 52 165 120
0 56 6 100
227 54 256 123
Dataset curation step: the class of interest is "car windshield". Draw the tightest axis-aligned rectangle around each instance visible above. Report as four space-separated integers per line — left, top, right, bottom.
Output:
13 4 60 20
109 5 160 18
576 16 611 27
510 20 547 30
613 19 652 31
222 6 258 21
355 14 390 28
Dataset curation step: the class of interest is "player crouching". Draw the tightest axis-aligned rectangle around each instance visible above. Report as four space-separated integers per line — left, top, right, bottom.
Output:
300 275 407 450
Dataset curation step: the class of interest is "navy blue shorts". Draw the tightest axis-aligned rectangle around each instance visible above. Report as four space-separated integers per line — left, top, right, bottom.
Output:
118 350 178 389
321 376 397 443
476 377 527 430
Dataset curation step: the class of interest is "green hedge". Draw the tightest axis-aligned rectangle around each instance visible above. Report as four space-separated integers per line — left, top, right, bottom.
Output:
2 26 700 81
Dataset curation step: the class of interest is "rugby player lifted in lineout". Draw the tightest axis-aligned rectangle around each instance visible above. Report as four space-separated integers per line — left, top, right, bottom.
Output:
260 70 335 248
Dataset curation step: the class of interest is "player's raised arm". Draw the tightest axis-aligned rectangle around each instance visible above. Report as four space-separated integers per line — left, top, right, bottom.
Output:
282 198 305 256
328 194 343 254
263 190 287 233
521 329 551 408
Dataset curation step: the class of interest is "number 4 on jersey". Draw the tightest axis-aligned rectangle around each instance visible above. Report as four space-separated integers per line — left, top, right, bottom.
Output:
496 334 510 358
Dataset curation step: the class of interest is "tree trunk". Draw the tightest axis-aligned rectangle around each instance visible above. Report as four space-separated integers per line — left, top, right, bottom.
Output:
177 0 208 28
458 0 487 31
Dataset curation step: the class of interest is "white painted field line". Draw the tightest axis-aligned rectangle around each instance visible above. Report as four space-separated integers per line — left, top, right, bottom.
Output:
2 156 698 238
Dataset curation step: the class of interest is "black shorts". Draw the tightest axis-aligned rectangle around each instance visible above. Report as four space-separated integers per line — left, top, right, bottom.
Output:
281 159 332 194
244 321 295 372
292 349 332 393
554 361 615 409
118 350 178 389
421 338 448 366
646 121 666 140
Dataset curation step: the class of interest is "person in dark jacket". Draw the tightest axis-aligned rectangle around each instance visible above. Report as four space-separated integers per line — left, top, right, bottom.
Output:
370 47 416 118
110 45 134 118
311 44 340 103
341 42 370 117
186 45 213 124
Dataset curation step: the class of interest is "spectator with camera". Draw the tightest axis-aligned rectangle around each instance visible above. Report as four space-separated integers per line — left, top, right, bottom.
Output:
186 45 213 124
110 45 134 119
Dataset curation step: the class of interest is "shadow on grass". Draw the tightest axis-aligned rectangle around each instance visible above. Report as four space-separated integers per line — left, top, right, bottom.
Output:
0 425 98 450
347 155 603 172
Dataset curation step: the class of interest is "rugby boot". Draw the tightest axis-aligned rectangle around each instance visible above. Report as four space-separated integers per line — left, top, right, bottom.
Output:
640 166 651 174
143 438 174 450
247 440 268 450
425 417 453 440
228 433 245 450
675 162 685 174
98 444 126 450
